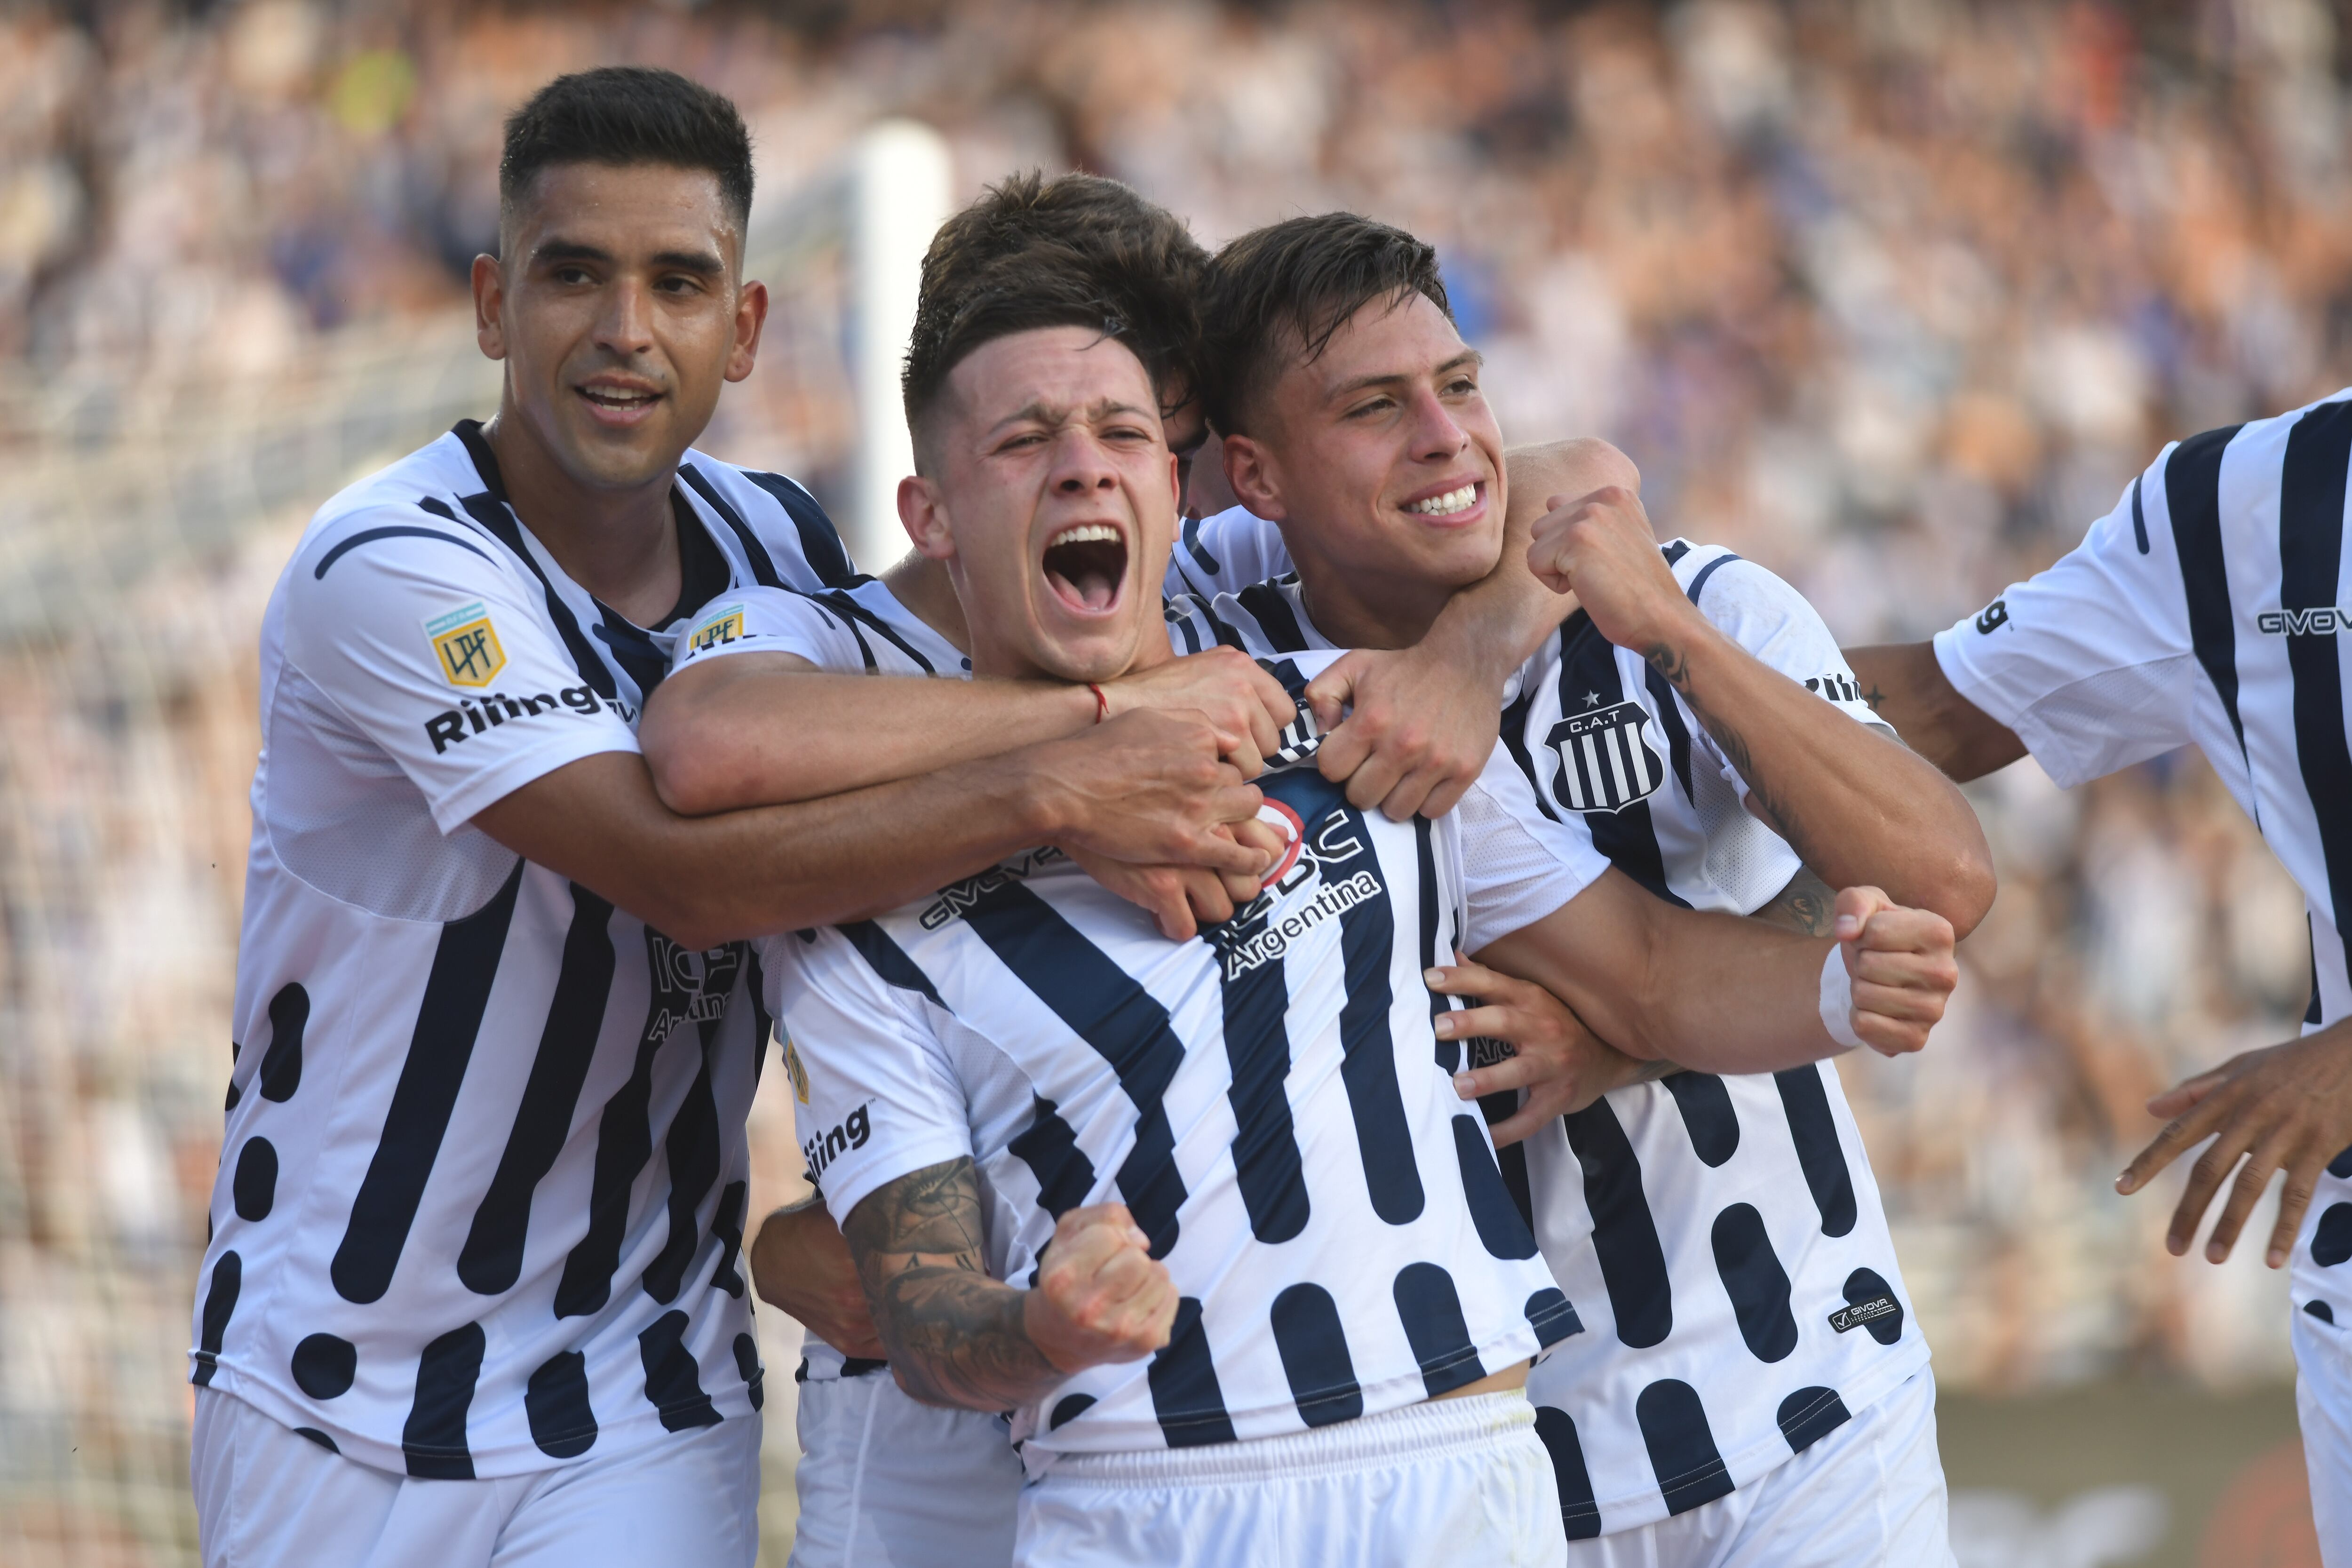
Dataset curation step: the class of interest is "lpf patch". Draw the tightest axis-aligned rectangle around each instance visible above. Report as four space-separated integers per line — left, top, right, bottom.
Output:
689 605 746 653
783 1035 810 1106
425 601 506 687
1545 699 1665 813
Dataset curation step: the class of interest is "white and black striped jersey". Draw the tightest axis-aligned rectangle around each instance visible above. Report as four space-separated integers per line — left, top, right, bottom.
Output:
1169 518 1928 1539
1935 386 2352 1322
194 421 854 1479
692 587 1609 1457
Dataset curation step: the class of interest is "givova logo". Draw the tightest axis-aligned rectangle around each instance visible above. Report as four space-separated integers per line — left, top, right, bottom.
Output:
2258 606 2352 635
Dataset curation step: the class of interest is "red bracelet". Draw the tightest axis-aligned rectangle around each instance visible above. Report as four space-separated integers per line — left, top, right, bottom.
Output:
1087 683 1109 724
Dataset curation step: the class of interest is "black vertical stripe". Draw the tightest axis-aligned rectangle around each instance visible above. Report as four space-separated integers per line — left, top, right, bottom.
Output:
1534 1405 1602 1539
191 1251 240 1385
1335 801 1424 1225
678 466 786 588
1558 620 1687 907
1181 512 1223 577
1841 1267 1907 1344
2130 474 2150 553
526 1350 597 1459
439 493 616 699
2166 423 2252 768
638 1309 724 1431
1775 1066 1858 1236
557 926 714 1319
1642 667 1697 804
1050 1393 1097 1429
459 883 616 1296
745 947 772 1084
232 1138 278 1221
331 863 524 1305
1526 1285 1583 1346
1710 1202 1799 1362
1393 1262 1488 1396
963 883 1188 1258
643 946 745 1304
1489 1112 1537 1234
838 921 946 1006
1562 1099 1673 1347
1238 581 1310 653
1776 1386 1852 1455
1008 1096 1097 1218
1498 689 1565 824
742 468 857 587
2278 400 2352 994
812 589 940 672
259 982 308 1102
732 1333 764 1411
1270 1283 1363 1427
593 614 669 699
1417 818 1459 1073
2310 915 2326 1028
1452 1115 1540 1259
710 1180 748 1298
1663 1073 1740 1167
1147 1297 1235 1447
403 1321 485 1479
1635 1379 1734 1514
1217 918 1311 1244
291 1333 357 1398
2310 1204 2352 1266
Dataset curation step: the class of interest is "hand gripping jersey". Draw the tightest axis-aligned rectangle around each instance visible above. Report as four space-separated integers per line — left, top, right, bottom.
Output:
194 421 852 1478
1934 388 2352 1321
674 583 1607 1459
1171 511 1927 1539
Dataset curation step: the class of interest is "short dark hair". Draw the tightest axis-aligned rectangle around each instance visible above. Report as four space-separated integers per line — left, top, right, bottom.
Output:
901 172 1208 457
1198 213 1452 437
500 67 755 236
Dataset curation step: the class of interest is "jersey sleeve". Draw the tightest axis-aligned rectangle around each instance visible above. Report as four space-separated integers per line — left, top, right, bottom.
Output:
1163 506 1294 600
1930 451 2199 788
669 586 869 678
1455 743 1613 952
281 510 641 833
766 927 975 1227
1680 548 1884 732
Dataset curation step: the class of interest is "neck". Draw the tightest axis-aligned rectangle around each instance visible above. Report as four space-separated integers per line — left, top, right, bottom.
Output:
1290 547 1452 651
883 552 971 653
482 398 682 627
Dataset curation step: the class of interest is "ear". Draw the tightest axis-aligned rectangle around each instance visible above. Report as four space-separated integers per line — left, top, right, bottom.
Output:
1222 433 1288 523
725 279 769 384
898 475 954 561
471 254 506 360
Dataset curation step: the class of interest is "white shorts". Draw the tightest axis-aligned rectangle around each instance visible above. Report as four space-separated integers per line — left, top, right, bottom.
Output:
1016 1388 1565 1568
1557 1368 1952 1568
2295 1305 2352 1566
787 1365 1021 1568
189 1387 760 1568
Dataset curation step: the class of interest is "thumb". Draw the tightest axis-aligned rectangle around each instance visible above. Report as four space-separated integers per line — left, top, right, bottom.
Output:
1303 654 1362 731
1832 885 1894 946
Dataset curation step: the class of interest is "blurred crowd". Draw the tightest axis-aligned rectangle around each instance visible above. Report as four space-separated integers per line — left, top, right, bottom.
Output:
3 0 2350 1560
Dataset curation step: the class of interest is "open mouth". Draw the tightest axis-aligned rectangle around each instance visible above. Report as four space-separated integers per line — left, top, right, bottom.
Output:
1403 482 1481 517
576 383 663 418
1042 524 1128 613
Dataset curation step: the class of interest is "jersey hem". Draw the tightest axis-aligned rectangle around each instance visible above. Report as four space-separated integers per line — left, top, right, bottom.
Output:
193 1353 759 1480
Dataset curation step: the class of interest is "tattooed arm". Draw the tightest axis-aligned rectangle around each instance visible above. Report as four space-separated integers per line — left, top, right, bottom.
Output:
841 1159 1180 1411
1527 489 1994 939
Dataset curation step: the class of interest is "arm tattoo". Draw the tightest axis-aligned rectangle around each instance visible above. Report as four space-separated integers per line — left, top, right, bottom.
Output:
1753 868 1837 937
841 1157 1060 1410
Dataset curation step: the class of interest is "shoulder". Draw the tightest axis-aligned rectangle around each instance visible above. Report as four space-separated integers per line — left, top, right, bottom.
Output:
285 438 532 620
675 450 856 590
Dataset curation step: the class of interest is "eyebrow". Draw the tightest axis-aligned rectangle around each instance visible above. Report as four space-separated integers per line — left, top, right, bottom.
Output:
986 398 1157 436
1326 349 1486 403
531 239 727 277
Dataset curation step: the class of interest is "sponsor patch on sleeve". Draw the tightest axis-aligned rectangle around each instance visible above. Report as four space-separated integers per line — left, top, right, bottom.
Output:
783 1034 810 1106
424 601 506 687
1827 1293 1900 1333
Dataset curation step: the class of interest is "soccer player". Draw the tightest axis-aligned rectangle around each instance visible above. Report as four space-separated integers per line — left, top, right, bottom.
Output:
1164 210 1987 1566
187 73 1279 1568
654 186 1960 1567
1843 395 2352 1562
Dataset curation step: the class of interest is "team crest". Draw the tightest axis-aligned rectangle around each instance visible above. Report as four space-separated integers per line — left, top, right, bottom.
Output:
424 601 505 687
689 605 746 653
1545 700 1666 814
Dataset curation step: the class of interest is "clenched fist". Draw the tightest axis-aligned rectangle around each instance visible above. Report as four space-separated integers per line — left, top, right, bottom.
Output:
1832 886 1957 1056
1526 485 1701 657
1025 1203 1179 1373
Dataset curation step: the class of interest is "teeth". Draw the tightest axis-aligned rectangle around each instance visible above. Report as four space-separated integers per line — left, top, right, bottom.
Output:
584 387 653 405
1049 525 1120 547
1405 485 1477 516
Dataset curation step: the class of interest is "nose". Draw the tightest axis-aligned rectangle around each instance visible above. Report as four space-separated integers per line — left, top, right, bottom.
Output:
1049 427 1120 494
1406 386 1471 464
591 276 657 358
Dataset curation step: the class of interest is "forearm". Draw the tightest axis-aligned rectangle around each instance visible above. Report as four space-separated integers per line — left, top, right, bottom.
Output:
1426 479 1572 684
1653 626 1994 936
1477 893 1839 1075
643 663 1095 814
1843 642 2029 783
871 1267 1064 1410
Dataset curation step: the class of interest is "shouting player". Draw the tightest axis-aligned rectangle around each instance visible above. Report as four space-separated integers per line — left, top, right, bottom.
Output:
1846 394 2352 1563
187 73 1278 1568
646 175 1962 1565
1176 211 1991 1565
